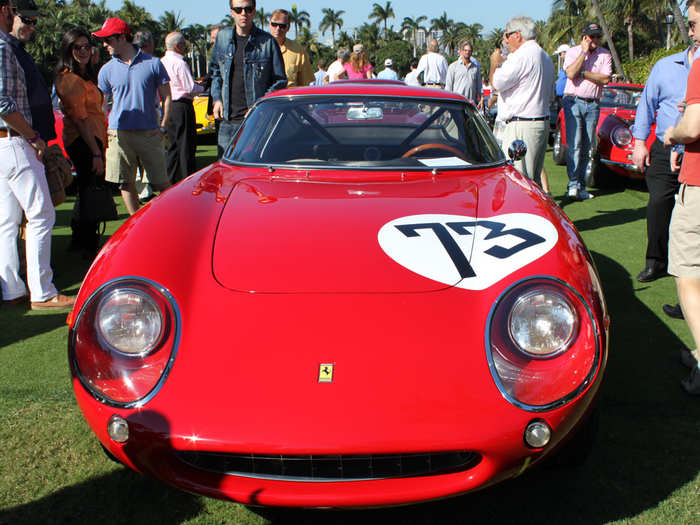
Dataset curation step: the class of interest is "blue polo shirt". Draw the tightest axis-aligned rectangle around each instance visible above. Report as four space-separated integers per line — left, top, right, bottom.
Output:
633 47 694 142
98 48 170 130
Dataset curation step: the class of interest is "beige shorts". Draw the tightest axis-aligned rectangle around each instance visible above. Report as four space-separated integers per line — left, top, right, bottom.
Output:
105 129 168 188
669 183 700 279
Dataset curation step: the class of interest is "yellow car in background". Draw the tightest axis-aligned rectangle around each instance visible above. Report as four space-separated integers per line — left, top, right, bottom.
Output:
194 91 216 137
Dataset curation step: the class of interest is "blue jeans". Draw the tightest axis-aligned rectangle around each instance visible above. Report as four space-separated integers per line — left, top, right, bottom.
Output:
217 119 242 158
563 97 599 190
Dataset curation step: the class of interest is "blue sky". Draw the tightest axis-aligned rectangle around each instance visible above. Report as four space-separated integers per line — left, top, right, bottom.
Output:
104 0 554 43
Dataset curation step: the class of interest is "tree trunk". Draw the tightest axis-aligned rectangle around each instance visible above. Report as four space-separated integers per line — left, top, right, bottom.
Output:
590 0 624 75
627 20 634 62
672 0 690 46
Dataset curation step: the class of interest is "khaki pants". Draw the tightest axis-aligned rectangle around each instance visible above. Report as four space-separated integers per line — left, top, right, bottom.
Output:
501 120 549 186
105 129 168 188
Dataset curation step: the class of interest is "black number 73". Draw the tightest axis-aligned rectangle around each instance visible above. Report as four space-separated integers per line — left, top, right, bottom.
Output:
395 221 545 278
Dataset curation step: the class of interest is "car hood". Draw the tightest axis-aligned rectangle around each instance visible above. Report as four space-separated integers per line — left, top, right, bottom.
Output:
212 171 559 294
212 174 479 293
600 106 636 124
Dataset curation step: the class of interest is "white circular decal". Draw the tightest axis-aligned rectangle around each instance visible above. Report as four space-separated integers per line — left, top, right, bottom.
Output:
378 213 559 290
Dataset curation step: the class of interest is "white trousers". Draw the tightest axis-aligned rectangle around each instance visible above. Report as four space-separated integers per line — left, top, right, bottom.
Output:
0 136 57 302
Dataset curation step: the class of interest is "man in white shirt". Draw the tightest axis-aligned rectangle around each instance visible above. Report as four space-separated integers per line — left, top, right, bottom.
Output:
404 58 420 86
324 47 349 83
490 16 553 186
377 58 399 80
416 39 447 88
445 40 482 104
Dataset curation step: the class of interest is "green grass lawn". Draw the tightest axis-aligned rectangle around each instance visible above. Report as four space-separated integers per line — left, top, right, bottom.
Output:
2 148 700 525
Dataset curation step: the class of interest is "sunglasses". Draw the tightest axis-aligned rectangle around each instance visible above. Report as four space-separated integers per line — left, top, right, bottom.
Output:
231 5 254 14
270 22 288 28
689 20 696 30
504 30 519 38
19 15 37 26
73 44 91 52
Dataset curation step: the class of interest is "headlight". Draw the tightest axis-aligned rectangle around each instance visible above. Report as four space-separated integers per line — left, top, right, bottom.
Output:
97 288 164 356
69 278 180 407
611 126 633 148
508 291 577 357
488 278 600 411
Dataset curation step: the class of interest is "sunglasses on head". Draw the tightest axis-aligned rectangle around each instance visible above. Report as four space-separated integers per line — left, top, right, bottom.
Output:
231 5 254 14
19 15 37 26
270 21 288 28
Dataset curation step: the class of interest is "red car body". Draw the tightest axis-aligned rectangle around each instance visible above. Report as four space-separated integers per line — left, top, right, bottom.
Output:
68 83 609 508
552 83 654 185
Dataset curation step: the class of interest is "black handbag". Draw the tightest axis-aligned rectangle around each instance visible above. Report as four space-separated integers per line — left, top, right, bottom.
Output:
79 184 118 223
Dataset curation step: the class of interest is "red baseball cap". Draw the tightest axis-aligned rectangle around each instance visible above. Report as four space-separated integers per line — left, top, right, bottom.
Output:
93 18 131 38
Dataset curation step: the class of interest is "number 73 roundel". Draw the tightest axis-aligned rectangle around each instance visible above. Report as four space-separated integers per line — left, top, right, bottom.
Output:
378 213 559 291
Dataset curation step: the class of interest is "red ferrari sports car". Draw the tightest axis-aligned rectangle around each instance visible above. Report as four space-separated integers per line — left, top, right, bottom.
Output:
68 83 609 508
552 83 654 187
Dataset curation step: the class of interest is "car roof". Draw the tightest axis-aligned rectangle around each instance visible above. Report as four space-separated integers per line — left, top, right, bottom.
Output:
265 81 468 102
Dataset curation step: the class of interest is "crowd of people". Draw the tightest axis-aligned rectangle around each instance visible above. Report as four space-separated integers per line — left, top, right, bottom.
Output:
1 0 700 395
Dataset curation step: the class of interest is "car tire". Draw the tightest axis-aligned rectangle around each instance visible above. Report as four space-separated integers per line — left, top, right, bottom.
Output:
552 126 566 165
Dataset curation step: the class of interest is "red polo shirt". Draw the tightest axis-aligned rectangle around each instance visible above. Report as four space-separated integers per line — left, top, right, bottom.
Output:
681 59 700 186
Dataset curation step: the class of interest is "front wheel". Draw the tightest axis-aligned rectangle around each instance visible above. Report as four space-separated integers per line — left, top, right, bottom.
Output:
552 126 566 165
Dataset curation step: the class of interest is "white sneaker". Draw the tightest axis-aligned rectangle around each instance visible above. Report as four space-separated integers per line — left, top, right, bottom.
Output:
578 189 595 200
567 185 578 198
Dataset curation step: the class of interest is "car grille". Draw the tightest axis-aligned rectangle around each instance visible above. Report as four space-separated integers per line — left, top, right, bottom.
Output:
175 450 480 481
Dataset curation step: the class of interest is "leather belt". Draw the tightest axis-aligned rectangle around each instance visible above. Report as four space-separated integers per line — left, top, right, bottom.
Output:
425 83 444 88
506 116 548 124
0 128 20 138
565 95 598 103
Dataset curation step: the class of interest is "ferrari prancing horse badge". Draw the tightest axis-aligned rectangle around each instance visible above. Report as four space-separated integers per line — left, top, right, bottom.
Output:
318 363 334 383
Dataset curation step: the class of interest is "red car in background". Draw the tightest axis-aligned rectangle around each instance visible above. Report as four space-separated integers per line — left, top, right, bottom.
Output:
68 82 608 508
552 83 654 187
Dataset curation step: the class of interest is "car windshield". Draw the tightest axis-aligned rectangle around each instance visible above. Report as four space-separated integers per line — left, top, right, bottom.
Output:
224 95 505 168
600 86 642 109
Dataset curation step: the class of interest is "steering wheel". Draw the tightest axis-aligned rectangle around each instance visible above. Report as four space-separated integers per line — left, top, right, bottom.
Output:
401 143 468 161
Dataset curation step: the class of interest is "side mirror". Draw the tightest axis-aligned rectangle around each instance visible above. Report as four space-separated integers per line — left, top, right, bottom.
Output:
508 140 527 161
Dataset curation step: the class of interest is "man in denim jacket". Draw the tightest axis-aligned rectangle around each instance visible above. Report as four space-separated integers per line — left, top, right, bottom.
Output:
210 0 287 156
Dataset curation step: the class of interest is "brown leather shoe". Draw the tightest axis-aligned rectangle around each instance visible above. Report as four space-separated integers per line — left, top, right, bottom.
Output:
31 294 76 311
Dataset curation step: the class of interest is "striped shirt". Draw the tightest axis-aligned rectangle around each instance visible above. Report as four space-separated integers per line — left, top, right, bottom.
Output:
0 29 32 129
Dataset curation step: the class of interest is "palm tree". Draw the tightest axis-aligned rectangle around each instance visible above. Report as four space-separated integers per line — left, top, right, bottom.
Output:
357 22 381 55
320 8 344 48
255 9 270 28
401 15 427 57
547 0 588 47
117 0 153 29
430 11 453 49
289 5 310 39
297 26 320 56
440 23 463 56
369 2 395 38
335 30 353 51
220 14 234 27
461 23 483 45
159 10 184 33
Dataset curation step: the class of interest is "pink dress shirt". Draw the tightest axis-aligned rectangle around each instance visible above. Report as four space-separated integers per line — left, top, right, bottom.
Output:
160 50 203 101
563 45 613 100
